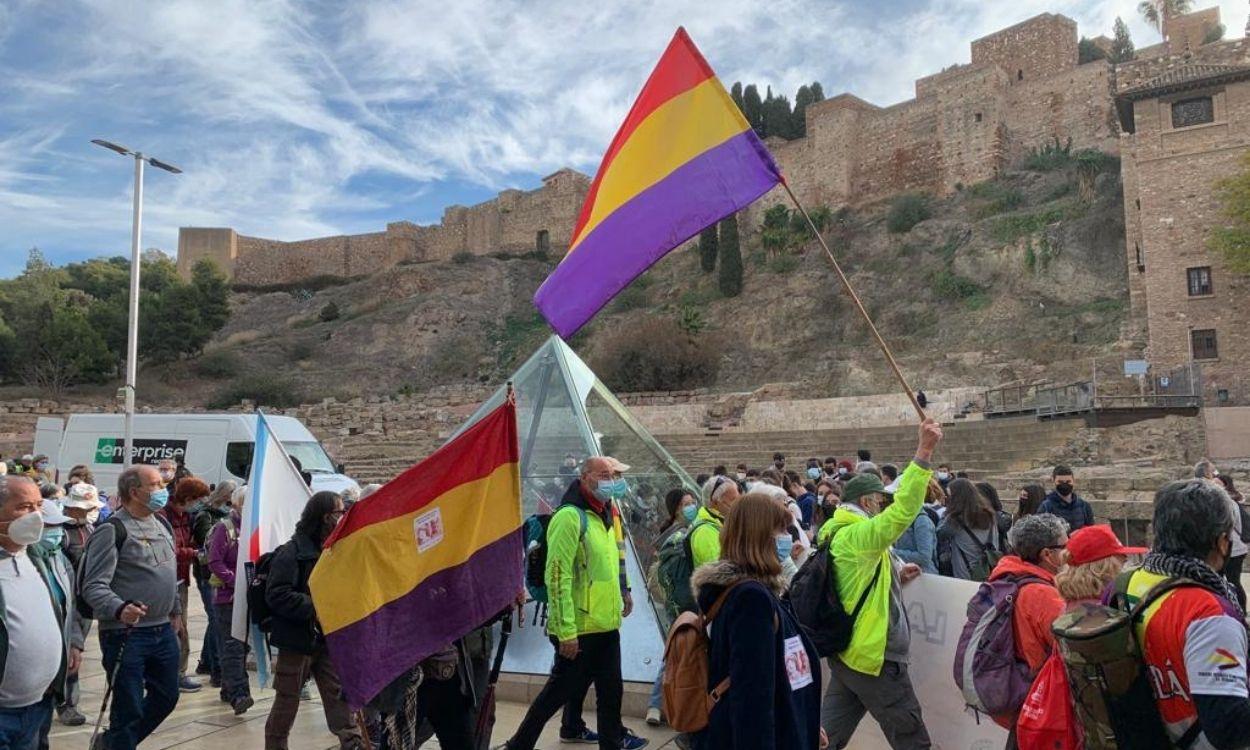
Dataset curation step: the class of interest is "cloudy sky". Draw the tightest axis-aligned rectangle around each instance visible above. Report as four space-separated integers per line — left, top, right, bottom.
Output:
1 0 1246 276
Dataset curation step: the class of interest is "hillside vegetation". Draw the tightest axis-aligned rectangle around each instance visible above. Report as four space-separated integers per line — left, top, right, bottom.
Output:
2 147 1130 408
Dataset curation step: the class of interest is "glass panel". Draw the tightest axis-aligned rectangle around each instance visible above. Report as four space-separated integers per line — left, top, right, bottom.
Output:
281 441 335 473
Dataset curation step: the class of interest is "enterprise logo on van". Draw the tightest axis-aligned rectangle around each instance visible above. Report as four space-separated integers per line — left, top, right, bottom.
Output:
95 438 188 465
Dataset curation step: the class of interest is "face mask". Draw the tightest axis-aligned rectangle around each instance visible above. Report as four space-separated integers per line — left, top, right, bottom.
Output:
159 471 174 481
1056 482 1073 497
35 462 48 471
776 534 794 562
87 509 100 525
682 504 698 523
806 467 821 480
40 527 64 548
146 488 170 511
595 478 627 502
2 512 45 546
838 468 848 477
937 471 950 481
735 473 745 481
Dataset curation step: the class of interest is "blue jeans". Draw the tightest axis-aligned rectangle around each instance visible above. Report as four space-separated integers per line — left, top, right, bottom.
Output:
100 624 180 750
0 696 52 750
649 661 665 711
196 579 220 677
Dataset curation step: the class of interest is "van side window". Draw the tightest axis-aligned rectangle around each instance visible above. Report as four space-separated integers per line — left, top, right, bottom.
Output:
226 441 255 479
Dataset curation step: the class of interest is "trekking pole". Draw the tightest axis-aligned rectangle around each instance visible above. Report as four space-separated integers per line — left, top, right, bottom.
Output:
89 624 134 749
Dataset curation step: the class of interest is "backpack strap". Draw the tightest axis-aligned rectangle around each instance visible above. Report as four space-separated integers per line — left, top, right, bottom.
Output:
683 519 715 566
703 580 783 710
825 526 883 625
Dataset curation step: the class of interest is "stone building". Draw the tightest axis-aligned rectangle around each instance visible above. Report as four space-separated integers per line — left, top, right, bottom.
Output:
1118 17 1250 406
176 168 590 286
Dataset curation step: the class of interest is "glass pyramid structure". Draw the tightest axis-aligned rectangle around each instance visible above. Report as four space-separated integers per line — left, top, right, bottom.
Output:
451 335 699 682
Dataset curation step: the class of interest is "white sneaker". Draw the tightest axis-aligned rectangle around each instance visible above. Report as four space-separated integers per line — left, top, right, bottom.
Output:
645 707 662 726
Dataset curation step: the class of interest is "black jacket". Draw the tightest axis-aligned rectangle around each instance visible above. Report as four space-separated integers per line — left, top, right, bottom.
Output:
691 560 822 750
265 530 323 654
1038 491 1094 532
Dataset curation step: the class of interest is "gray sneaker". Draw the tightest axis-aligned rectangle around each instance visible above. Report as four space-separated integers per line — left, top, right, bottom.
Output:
57 706 87 726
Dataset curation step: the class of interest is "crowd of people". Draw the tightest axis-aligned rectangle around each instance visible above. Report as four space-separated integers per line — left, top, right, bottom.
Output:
3 433 1250 750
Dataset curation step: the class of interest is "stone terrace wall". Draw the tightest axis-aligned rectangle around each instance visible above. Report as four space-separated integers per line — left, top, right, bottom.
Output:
232 230 399 287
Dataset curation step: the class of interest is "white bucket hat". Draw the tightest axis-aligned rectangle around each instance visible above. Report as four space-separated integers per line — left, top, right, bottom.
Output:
64 483 104 510
41 499 72 525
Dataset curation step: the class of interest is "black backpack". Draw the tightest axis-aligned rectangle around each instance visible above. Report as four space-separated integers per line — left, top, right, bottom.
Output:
75 514 173 621
246 547 281 632
784 530 882 657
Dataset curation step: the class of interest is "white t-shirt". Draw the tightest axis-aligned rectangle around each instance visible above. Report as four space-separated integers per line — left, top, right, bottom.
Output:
0 550 62 708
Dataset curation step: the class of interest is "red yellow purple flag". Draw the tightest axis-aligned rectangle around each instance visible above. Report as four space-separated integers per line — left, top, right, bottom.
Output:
533 27 782 337
308 401 522 707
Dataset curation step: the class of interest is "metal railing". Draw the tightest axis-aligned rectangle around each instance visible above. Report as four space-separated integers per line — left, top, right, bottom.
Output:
984 363 1202 418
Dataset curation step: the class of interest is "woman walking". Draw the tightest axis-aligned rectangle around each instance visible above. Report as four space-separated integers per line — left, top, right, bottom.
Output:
690 493 824 750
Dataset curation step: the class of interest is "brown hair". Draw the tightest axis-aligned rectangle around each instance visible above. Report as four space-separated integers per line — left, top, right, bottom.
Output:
173 477 210 507
947 478 994 530
720 493 789 578
925 477 945 504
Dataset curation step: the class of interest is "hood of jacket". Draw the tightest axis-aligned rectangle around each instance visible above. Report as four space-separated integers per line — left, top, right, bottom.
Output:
559 478 612 526
989 554 1056 584
691 559 786 614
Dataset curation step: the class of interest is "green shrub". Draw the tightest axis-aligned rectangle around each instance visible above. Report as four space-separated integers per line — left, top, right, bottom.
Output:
610 283 651 312
931 270 989 310
1023 137 1073 171
319 301 340 322
452 251 474 264
991 205 1073 244
288 340 316 361
886 193 932 233
193 349 241 380
208 374 303 409
767 255 800 274
594 318 721 392
968 181 1025 218
677 304 707 335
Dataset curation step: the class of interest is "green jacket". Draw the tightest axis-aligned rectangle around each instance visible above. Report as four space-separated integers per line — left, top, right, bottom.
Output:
688 506 724 568
545 481 626 642
820 460 932 676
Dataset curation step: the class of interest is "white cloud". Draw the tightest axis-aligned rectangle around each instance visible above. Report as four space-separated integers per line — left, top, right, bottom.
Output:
1 0 1247 275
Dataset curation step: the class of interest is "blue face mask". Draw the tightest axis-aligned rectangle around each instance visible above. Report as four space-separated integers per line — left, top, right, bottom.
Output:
682 504 698 523
806 467 821 480
595 478 628 502
147 488 170 511
40 527 64 548
776 534 794 562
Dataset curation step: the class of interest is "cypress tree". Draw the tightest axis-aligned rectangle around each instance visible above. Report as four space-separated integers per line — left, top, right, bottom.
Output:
698 225 719 273
809 81 825 102
730 82 744 113
743 85 764 136
718 214 743 297
1110 17 1135 62
793 85 813 138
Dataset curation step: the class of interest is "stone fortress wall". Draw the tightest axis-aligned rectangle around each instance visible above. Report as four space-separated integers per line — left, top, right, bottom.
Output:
177 12 1123 287
176 168 591 286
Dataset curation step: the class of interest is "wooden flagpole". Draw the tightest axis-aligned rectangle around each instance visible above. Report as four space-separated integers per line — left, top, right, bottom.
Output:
780 179 926 420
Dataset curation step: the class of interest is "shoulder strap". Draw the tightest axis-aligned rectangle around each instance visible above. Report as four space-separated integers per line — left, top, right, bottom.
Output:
106 515 128 552
683 518 714 561
705 579 748 622
850 557 884 621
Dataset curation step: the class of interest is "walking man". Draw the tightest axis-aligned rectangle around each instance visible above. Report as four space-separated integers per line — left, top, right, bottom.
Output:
80 466 182 750
498 456 647 750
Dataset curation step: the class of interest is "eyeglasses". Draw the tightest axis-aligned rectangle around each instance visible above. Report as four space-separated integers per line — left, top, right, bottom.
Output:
1043 544 1068 552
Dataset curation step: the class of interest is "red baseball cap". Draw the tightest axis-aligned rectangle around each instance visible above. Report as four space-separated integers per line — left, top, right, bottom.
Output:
1066 525 1148 567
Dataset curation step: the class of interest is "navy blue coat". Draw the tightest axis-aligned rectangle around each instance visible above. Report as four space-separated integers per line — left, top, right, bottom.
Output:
691 561 822 750
1038 490 1095 531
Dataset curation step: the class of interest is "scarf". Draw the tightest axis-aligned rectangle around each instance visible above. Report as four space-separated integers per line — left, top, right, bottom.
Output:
1143 551 1245 619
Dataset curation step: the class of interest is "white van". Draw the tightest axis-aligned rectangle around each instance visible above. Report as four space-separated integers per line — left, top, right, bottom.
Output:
33 413 360 497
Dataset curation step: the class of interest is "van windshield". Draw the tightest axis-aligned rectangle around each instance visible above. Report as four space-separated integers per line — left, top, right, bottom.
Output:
281 441 336 474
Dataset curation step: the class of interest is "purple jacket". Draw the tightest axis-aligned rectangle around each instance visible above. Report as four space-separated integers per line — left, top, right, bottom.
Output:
207 511 241 606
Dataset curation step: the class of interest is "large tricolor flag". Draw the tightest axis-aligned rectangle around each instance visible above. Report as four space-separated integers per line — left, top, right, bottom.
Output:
309 400 523 708
231 411 312 684
533 27 782 337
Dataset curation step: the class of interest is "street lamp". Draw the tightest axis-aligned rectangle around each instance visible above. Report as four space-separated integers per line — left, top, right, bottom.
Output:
91 139 182 469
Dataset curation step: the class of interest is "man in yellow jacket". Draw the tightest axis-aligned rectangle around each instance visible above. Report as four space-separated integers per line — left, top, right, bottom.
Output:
499 456 648 750
818 418 943 749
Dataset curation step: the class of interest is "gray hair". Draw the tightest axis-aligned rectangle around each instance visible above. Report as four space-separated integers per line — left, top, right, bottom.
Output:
0 475 36 508
1154 479 1233 560
207 480 237 507
703 474 735 503
1194 460 1216 480
1008 513 1070 563
117 467 145 505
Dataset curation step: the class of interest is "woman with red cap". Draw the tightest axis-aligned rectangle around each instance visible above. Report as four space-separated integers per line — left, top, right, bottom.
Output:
1017 525 1147 749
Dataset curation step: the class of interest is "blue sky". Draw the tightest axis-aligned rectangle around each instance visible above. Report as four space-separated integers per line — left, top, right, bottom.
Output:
1 0 1245 277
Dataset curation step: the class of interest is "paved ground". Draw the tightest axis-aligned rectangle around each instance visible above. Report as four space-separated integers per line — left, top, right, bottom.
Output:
48 599 679 750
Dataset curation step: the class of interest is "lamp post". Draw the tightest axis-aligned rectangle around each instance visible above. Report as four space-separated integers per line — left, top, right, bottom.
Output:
91 139 182 469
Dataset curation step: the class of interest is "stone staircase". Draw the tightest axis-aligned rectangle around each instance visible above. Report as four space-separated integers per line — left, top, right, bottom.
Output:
658 415 1081 477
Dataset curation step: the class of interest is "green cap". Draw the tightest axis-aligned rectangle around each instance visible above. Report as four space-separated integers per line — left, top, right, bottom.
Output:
841 473 886 506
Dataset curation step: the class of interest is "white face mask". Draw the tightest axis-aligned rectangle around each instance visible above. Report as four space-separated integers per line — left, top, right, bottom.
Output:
87 509 101 525
2 511 45 547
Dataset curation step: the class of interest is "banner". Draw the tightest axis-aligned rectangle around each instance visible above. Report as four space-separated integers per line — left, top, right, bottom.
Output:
848 574 1009 749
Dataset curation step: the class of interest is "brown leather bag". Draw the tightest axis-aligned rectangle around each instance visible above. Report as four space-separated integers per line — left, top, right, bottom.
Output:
660 581 745 733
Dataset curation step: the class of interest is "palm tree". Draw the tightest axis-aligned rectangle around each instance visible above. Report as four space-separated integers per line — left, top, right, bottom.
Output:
1138 0 1194 38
